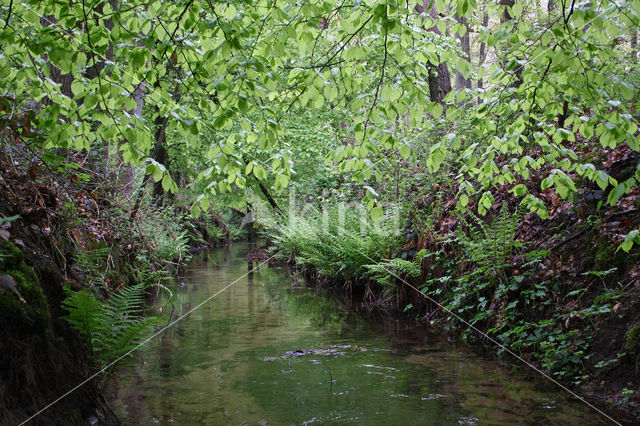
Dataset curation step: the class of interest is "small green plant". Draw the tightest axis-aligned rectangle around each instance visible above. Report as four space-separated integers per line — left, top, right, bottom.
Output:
620 388 635 404
0 215 20 226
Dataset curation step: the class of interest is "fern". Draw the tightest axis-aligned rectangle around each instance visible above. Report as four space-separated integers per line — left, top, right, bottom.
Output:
456 202 522 279
364 253 425 286
74 247 111 281
62 283 157 369
61 287 102 353
272 203 401 279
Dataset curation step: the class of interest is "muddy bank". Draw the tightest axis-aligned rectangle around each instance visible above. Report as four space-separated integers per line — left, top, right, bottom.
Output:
0 241 115 424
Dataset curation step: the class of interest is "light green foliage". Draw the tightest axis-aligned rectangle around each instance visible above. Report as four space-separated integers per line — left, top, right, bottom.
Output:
62 283 158 370
1 0 637 221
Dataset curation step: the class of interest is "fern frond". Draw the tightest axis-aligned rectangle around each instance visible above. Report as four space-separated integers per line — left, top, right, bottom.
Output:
456 201 522 280
63 283 157 369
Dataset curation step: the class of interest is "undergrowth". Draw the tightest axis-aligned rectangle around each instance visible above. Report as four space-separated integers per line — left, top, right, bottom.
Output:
272 203 402 281
62 283 159 382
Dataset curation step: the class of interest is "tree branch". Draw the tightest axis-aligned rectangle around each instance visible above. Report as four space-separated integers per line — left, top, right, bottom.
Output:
363 31 388 141
3 0 12 29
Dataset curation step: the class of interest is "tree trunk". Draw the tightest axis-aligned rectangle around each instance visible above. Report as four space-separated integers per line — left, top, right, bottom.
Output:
477 12 489 92
422 0 452 104
547 0 556 16
428 65 452 104
40 16 74 102
151 115 170 201
500 0 523 88
129 114 170 220
631 29 638 61
454 14 472 92
122 81 146 197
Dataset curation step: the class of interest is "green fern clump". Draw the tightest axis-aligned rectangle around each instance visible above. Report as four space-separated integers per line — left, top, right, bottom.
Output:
273 203 401 279
364 252 425 286
62 283 158 370
455 201 522 278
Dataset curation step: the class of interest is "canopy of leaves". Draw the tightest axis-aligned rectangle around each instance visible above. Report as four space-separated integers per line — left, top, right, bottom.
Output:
1 0 638 227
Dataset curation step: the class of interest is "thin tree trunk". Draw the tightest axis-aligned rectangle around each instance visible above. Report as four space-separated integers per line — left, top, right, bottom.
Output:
477 12 489 93
129 114 170 220
500 0 523 88
151 115 170 201
547 0 556 24
122 81 146 197
455 14 472 92
631 29 638 61
40 16 74 102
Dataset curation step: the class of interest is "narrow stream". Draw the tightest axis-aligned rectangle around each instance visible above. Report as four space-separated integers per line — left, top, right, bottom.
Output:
111 243 609 425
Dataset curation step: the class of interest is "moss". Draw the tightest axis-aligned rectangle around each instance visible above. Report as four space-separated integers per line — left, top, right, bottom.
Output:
623 325 640 354
0 241 50 335
0 240 24 270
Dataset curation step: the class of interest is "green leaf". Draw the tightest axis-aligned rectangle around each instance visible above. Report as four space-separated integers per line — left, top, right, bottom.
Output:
399 144 411 159
618 229 640 252
84 94 99 110
431 103 443 118
364 185 379 198
607 183 627 205
512 184 527 196
151 165 163 182
161 174 172 192
191 204 201 219
370 205 384 222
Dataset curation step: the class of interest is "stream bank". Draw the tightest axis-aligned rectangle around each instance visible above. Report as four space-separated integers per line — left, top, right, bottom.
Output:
269 146 640 421
0 148 225 424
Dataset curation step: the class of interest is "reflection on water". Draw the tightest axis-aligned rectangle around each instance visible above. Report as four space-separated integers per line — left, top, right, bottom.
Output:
111 243 609 425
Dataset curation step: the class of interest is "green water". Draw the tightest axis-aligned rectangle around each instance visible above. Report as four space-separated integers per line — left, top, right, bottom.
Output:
111 243 610 425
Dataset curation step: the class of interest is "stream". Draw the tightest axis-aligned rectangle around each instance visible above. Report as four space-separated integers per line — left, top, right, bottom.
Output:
110 243 610 425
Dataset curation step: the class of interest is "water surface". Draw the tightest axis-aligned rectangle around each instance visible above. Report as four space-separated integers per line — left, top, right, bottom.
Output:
111 243 610 425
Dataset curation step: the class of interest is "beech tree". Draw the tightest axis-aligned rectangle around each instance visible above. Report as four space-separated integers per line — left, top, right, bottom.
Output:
0 0 637 239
